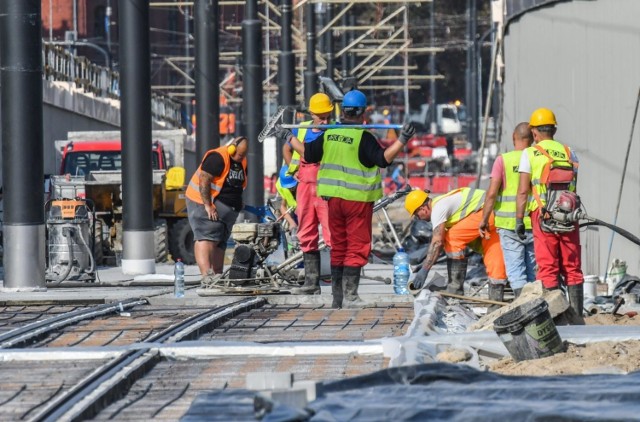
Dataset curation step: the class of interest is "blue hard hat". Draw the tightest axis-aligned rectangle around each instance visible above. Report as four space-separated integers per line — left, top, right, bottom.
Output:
342 90 367 108
279 165 298 189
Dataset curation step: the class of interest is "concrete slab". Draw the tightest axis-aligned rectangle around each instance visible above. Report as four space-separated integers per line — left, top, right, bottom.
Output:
0 262 415 306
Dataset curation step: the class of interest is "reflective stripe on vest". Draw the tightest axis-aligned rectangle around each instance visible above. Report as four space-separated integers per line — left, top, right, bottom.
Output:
433 187 486 228
316 128 382 202
185 146 247 204
494 150 533 230
287 121 312 175
527 139 575 211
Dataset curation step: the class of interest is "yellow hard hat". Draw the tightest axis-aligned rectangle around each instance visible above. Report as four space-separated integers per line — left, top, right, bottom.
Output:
529 108 557 127
308 93 334 114
405 189 430 216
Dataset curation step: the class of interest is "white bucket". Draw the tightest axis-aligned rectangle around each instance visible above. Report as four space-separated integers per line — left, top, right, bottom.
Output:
583 275 599 298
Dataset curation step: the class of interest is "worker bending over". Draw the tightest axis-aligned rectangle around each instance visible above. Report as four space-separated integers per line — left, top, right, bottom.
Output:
405 187 508 300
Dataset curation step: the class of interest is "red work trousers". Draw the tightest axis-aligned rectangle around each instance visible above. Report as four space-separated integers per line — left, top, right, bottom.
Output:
531 208 583 288
295 166 331 252
327 198 373 267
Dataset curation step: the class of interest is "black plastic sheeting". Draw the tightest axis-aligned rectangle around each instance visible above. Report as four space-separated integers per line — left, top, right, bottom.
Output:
182 363 640 421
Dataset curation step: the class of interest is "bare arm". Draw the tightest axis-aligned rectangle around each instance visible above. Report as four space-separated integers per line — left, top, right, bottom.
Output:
479 176 502 236
383 140 406 164
289 135 305 156
198 170 218 220
516 172 531 219
282 142 293 165
422 223 445 271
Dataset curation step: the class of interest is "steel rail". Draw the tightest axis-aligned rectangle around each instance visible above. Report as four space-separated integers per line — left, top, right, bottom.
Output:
0 299 148 349
31 297 266 422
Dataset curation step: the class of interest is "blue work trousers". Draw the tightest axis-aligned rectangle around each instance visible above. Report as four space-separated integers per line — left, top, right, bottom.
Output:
497 228 536 289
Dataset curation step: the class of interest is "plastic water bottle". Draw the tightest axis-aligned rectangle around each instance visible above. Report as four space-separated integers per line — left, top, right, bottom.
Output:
393 248 410 295
174 259 185 298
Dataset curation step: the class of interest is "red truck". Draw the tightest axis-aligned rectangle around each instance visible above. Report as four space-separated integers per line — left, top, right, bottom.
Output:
51 130 196 265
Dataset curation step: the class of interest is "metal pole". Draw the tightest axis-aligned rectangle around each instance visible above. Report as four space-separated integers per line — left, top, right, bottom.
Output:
119 0 156 275
304 3 318 100
0 0 46 290
184 7 192 133
195 0 220 158
325 4 335 78
470 0 478 149
403 5 409 122
340 12 349 78
429 0 437 133
278 0 295 165
242 0 264 209
49 0 53 41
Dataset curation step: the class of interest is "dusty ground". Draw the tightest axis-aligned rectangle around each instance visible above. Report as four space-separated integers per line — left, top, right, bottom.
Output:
488 313 640 376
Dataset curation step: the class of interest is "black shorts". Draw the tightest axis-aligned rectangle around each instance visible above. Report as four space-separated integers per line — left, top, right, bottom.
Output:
186 198 239 249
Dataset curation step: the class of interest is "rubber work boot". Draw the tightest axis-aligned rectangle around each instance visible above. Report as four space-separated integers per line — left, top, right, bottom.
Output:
446 258 467 295
291 251 321 295
513 288 523 299
331 266 344 309
342 266 368 308
487 283 505 313
567 284 585 318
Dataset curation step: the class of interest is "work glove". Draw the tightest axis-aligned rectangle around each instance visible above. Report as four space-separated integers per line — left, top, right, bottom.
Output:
515 218 526 241
409 266 430 291
398 123 416 145
276 127 294 144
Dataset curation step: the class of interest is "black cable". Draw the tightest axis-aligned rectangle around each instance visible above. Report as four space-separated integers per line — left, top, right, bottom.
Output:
580 219 640 247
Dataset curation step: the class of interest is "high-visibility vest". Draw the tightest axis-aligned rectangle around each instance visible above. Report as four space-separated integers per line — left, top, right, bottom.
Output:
494 150 534 230
185 146 247 204
275 178 297 209
287 120 312 175
526 139 576 211
316 128 382 202
433 187 485 228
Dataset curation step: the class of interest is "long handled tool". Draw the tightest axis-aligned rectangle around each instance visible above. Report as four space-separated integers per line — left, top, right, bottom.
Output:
280 123 402 130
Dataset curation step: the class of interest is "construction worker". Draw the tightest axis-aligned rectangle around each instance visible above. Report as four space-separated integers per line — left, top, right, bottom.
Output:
405 187 508 298
185 136 248 279
279 90 415 307
516 108 583 315
282 93 334 295
275 164 298 235
479 122 537 298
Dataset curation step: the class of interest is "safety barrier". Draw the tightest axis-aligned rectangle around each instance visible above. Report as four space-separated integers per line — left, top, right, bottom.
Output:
42 43 182 128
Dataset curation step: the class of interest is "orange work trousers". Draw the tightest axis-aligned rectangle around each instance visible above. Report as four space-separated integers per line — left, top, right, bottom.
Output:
443 211 507 281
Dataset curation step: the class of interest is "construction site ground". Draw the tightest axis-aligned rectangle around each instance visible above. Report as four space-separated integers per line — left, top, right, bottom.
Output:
0 260 639 420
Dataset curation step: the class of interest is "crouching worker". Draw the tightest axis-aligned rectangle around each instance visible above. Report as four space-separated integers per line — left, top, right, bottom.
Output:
275 164 298 235
404 188 508 301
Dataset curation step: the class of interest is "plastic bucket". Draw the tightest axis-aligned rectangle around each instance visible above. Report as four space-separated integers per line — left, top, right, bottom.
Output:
493 298 565 362
583 275 599 298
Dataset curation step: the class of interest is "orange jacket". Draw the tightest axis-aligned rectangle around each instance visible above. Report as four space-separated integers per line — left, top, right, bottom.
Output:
185 146 247 204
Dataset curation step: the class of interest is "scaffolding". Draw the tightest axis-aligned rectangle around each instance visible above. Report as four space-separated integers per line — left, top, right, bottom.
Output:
148 0 443 117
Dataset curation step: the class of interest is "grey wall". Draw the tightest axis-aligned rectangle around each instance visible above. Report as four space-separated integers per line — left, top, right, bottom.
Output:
501 0 640 276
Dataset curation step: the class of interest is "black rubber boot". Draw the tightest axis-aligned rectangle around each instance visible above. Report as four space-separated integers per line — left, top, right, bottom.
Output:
331 266 344 309
513 288 523 299
343 266 367 308
568 284 585 318
487 283 505 313
292 251 321 295
446 258 467 295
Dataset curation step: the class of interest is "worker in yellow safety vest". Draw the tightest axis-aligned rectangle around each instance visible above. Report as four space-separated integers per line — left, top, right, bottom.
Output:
405 187 507 297
479 122 537 300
